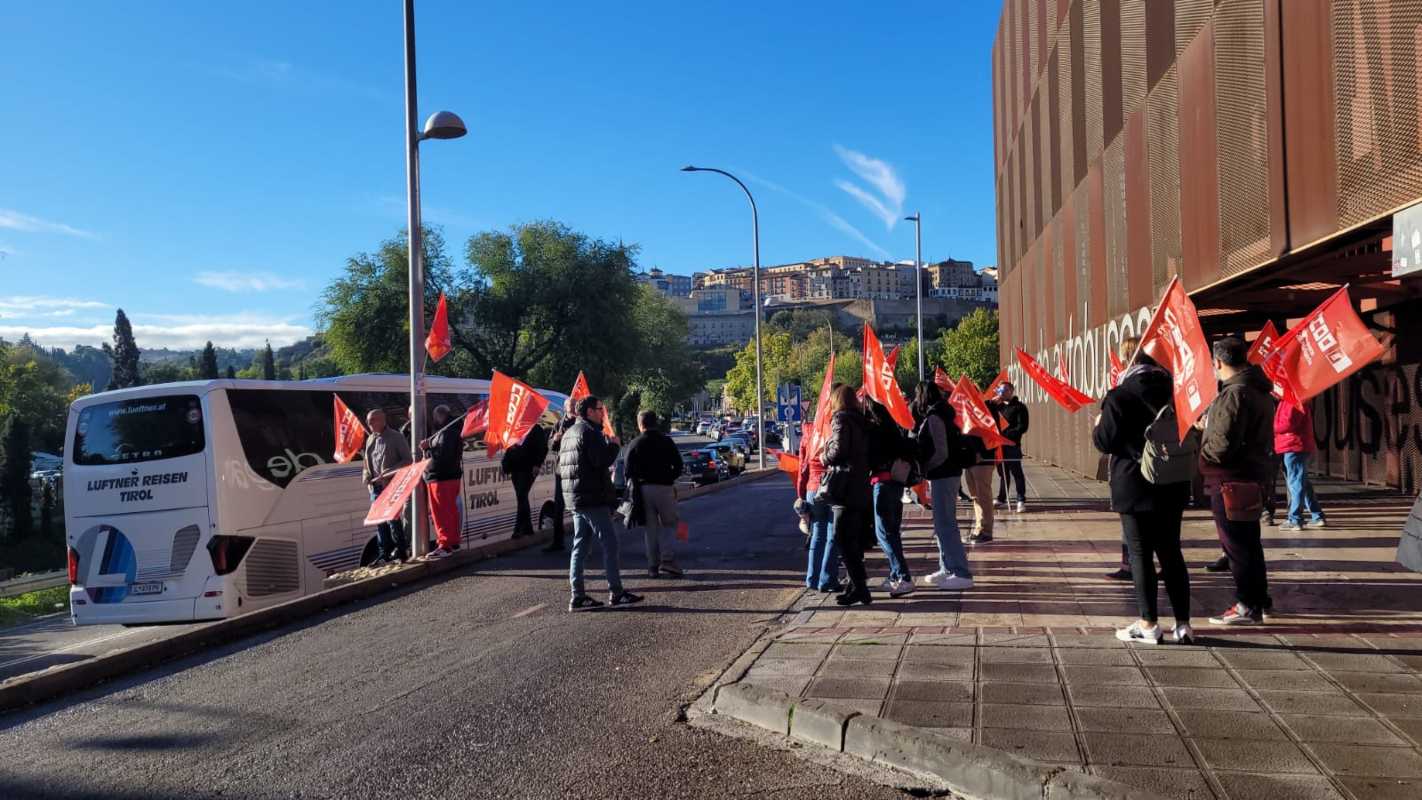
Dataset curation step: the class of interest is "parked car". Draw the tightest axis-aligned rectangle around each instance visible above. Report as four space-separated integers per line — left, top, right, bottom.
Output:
721 433 755 455
705 442 746 475
695 418 714 436
682 449 728 486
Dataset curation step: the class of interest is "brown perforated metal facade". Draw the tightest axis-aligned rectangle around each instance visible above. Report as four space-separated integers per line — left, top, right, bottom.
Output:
1215 0 1271 276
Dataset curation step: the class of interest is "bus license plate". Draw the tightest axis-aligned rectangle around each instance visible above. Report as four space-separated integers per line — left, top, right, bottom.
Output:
130 582 163 595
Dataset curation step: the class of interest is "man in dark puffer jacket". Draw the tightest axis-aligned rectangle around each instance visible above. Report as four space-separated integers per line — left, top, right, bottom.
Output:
559 395 642 611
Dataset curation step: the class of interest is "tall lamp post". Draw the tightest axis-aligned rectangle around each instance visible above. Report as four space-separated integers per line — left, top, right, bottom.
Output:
905 212 924 380
681 165 765 470
404 0 466 557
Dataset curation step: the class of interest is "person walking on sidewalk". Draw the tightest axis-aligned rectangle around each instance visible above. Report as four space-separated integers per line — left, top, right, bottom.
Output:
363 409 413 565
1275 400 1326 532
421 405 464 559
1092 340 1193 645
822 385 875 607
1200 337 1276 625
560 395 642 611
993 383 1030 512
912 383 974 591
625 410 686 578
866 399 915 597
964 420 997 545
796 415 841 593
502 414 549 541
544 398 577 553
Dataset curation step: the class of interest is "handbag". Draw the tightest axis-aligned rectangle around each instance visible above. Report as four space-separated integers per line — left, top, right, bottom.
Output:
1220 481 1264 522
890 458 913 484
822 466 852 506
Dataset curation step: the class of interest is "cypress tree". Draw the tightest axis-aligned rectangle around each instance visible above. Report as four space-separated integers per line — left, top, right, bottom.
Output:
198 341 220 379
261 341 276 380
106 309 142 390
0 416 33 539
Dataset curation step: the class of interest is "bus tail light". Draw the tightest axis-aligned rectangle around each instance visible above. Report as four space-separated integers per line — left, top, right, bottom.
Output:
67 547 79 584
206 535 255 576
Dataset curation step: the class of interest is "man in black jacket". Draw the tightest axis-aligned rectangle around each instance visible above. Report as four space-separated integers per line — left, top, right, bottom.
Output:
502 421 548 540
421 405 465 559
559 395 642 611
625 410 686 578
993 383 1030 512
544 399 577 552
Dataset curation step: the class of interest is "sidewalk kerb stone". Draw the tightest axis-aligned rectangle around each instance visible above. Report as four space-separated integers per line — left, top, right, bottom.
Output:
789 696 859 751
712 681 792 735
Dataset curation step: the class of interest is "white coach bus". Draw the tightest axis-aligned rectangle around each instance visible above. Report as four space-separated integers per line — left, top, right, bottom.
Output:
63 374 568 626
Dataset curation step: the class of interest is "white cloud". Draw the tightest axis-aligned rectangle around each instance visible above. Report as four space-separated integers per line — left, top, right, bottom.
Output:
742 173 891 259
194 271 303 293
0 296 109 320
0 209 96 239
0 312 310 351
832 145 907 230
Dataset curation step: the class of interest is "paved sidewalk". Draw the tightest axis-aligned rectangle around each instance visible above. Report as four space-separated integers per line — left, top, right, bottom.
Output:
732 461 1422 799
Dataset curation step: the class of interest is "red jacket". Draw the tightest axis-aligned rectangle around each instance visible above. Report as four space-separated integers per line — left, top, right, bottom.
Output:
794 436 827 498
1273 401 1315 454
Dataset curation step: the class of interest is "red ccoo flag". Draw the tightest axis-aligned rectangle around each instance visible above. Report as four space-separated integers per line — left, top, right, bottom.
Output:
807 353 838 455
1264 286 1385 407
1016 348 1093 412
1134 276 1218 440
459 398 490 438
933 366 953 394
862 324 915 429
568 370 617 438
364 460 429 525
332 395 367 463
1247 320 1281 366
1108 350 1125 389
425 293 453 363
948 376 1010 449
984 369 1010 400
485 371 551 458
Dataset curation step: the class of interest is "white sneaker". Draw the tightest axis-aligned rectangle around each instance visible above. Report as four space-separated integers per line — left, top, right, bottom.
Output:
877 576 895 592
937 575 975 591
888 578 915 597
1173 624 1194 645
1014 501 1027 513
921 570 948 587
425 547 452 560
1115 621 1163 645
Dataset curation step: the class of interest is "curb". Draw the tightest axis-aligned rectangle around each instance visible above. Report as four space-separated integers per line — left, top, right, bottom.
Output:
710 683 1167 800
0 467 775 715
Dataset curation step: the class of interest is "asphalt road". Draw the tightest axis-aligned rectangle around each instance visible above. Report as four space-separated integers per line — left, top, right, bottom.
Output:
0 467 909 799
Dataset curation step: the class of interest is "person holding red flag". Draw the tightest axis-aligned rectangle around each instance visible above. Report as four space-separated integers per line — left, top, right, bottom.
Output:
794 416 842 593
560 395 642 611
911 382 974 591
361 408 413 565
1275 400 1325 532
420 405 464 559
821 385 876 606
991 383 1030 512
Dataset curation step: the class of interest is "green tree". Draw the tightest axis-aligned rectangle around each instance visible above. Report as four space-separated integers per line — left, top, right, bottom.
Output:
39 481 54 540
767 308 839 341
104 309 142 390
0 341 75 452
0 416 33 538
934 308 1000 388
225 365 237 380
618 286 703 417
259 341 276 380
198 341 219 379
142 361 192 384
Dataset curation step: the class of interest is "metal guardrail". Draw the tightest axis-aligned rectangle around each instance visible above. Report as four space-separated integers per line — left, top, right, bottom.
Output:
0 571 67 599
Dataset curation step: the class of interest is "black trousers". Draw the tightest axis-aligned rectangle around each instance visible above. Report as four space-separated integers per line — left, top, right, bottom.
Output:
1120 509 1190 625
551 473 567 545
831 505 871 593
512 471 536 538
1211 491 1270 610
997 447 1026 502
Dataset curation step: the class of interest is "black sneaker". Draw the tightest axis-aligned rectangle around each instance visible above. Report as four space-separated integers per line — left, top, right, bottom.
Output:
1106 568 1132 581
659 564 684 577
568 595 604 612
1205 556 1230 573
609 591 644 607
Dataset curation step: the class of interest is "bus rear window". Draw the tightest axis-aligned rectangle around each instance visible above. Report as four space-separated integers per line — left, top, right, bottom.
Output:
73 396 205 466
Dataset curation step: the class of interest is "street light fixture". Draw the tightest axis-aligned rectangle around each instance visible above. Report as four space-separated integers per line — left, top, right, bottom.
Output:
403 0 466 558
681 165 765 470
905 212 924 381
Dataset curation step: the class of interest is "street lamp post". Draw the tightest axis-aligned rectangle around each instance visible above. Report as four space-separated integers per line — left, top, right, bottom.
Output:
403 0 466 558
681 165 765 470
905 212 924 381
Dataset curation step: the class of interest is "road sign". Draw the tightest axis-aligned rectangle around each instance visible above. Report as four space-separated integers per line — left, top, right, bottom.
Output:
777 384 802 422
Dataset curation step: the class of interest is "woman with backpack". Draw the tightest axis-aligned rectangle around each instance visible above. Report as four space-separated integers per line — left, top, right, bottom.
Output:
911 383 974 591
865 399 916 597
821 384 875 607
1092 337 1194 645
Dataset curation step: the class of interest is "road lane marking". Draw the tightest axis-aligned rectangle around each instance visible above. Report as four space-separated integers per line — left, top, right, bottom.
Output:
511 603 546 619
0 629 141 671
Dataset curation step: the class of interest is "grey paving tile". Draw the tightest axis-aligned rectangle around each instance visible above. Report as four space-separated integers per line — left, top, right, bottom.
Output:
829 643 902 661
1357 692 1422 719
1133 649 1221 668
805 676 891 700
1280 714 1410 746
882 699 972 728
1055 648 1137 666
1192 738 1320 774
981 633 1050 647
894 659 973 682
981 702 1073 731
1337 776 1422 800
818 657 898 678
1064 665 1149 686
1329 671 1422 695
982 728 1082 764
1148 666 1241 688
828 697 884 716
1084 732 1194 768
889 679 973 703
932 726 973 741
1053 635 1128 649
901 645 976 664
744 657 822 677
1214 649 1312 670
1162 687 1262 713
1305 652 1405 673
1074 706 1177 734
1069 684 1163 708
1254 689 1370 716
740 675 813 697
1309 743 1422 777
1233 668 1337 693
981 681 1067 706
980 662 1061 684
1393 717 1422 745
1215 772 1345 800
1173 709 1287 741
1093 766 1213 800
1396 654 1422 671
980 646 1054 664
762 642 831 660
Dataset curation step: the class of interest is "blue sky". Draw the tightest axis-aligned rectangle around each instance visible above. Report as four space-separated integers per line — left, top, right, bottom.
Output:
0 1 1001 351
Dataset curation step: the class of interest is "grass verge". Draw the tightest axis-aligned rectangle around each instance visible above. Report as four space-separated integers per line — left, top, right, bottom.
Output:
0 585 70 629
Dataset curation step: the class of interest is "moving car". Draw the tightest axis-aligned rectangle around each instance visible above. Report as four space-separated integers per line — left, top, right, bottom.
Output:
704 442 746 475
681 449 728 486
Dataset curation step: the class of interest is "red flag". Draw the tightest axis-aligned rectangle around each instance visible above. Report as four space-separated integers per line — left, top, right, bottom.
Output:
363 459 429 525
332 395 367 463
948 376 1011 449
984 369 1010 401
1057 348 1071 383
861 324 915 429
933 366 953 394
568 370 616 438
485 371 551 458
771 448 800 478
1247 320 1281 366
459 398 490 438
1108 350 1125 389
1015 348 1093 412
910 481 931 508
425 293 453 363
808 353 837 454
1135 276 1218 439
886 345 901 370
1264 287 1385 407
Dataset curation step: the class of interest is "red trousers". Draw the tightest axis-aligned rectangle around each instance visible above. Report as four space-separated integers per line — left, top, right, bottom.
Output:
427 479 462 550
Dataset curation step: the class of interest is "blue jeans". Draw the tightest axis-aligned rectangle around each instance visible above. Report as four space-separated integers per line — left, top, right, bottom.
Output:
806 489 841 590
929 476 971 578
569 505 624 598
369 486 407 560
1283 452 1324 526
873 481 911 582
